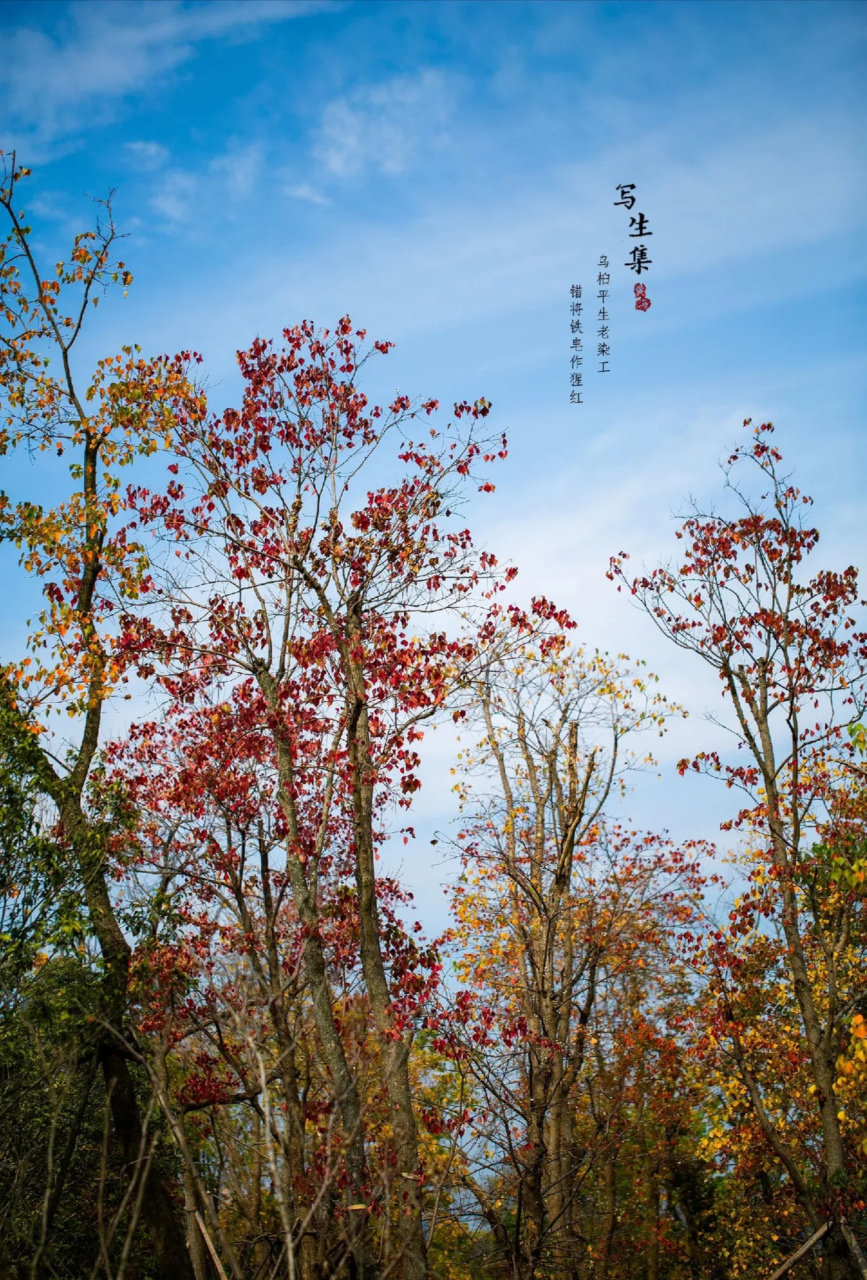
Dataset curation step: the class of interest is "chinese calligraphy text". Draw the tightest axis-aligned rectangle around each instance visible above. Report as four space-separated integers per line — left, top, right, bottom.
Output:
615 182 654 283
569 282 583 404
597 256 610 373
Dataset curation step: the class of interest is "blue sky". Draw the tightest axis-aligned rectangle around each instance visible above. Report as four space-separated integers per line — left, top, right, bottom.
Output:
2 0 866 926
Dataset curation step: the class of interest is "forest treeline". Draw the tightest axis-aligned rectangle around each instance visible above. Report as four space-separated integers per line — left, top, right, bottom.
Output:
1 156 865 1280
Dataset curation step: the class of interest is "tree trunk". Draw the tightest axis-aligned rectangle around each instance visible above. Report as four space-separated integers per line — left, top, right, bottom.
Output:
101 1046 195 1279
62 799 196 1280
260 667 378 1280
183 1163 210 1280
287 860 378 1280
354 832 427 1280
823 1223 861 1280
521 1050 549 1277
348 686 427 1280
642 1151 659 1280
599 1154 619 1280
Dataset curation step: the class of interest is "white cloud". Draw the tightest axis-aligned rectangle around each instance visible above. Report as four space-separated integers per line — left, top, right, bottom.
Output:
149 168 199 222
315 69 456 178
0 0 323 153
284 182 330 205
125 140 170 171
209 141 264 199
146 141 264 223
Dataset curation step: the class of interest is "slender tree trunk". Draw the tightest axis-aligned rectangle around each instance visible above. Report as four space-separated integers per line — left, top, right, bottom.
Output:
544 1088 566 1278
642 1149 659 1280
521 1050 549 1277
183 1163 210 1280
546 1087 580 1280
599 1152 619 1280
260 668 378 1280
286 861 377 1280
62 800 196 1280
354 815 427 1280
347 682 427 1280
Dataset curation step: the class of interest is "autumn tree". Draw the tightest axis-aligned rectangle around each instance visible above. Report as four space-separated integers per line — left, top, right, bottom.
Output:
612 421 867 1279
0 153 203 1276
439 633 709 1277
124 319 518 1279
101 684 446 1279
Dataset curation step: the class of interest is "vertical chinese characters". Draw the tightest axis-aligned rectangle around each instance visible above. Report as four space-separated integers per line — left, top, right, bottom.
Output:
615 183 653 307
597 256 610 373
570 283 583 404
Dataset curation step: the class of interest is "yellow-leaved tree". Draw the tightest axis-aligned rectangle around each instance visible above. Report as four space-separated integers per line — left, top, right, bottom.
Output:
0 153 204 1277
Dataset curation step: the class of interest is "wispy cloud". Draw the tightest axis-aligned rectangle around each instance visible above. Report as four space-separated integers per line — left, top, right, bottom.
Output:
124 140 170 171
144 139 265 223
149 168 199 222
209 140 264 200
284 182 331 206
315 69 457 178
0 0 323 153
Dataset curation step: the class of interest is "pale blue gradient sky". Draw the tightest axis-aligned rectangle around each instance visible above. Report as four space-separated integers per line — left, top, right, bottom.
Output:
2 0 865 928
